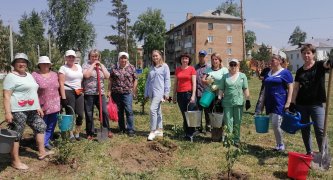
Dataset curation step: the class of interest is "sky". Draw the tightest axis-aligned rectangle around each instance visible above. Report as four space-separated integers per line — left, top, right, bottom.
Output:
1 0 333 51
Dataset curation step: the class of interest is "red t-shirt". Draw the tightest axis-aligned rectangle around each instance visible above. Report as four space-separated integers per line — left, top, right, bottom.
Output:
175 66 196 92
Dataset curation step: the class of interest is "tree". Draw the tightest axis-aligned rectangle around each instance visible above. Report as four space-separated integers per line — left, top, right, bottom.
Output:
288 26 307 46
47 0 97 54
100 49 117 67
0 19 11 72
132 8 166 64
105 0 136 64
252 43 271 62
245 30 256 53
217 0 241 17
17 10 46 69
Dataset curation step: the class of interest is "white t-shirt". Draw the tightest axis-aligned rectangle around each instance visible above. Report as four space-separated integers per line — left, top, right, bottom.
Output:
59 64 83 90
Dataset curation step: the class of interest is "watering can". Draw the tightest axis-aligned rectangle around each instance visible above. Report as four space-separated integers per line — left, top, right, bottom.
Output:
281 111 313 134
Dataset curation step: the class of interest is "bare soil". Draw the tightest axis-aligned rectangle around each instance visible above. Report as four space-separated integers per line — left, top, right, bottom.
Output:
109 139 178 173
216 171 249 180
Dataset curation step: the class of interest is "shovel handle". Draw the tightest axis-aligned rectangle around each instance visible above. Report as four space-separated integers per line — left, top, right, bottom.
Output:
323 68 333 135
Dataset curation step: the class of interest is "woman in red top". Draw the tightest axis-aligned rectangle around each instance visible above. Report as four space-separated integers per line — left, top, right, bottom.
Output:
173 53 197 139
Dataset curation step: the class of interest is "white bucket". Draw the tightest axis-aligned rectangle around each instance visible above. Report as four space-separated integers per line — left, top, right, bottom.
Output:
185 103 202 127
209 112 224 128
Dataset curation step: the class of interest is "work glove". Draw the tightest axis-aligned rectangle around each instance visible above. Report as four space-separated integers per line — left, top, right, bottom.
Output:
245 100 251 110
61 99 68 108
288 103 296 113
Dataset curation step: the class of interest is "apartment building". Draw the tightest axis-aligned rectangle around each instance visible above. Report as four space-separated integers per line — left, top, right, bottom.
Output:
165 10 243 73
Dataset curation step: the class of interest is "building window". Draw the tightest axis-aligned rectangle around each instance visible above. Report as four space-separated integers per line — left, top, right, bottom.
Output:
291 54 293 59
207 36 213 43
208 48 213 54
226 24 232 32
208 23 213 30
296 53 299 59
226 48 232 55
227 36 232 44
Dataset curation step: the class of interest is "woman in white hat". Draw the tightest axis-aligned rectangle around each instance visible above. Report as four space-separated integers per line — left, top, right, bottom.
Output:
32 56 61 150
59 50 84 141
3 53 53 170
218 59 251 146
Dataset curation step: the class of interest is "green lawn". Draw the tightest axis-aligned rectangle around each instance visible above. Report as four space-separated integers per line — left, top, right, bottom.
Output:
0 76 332 179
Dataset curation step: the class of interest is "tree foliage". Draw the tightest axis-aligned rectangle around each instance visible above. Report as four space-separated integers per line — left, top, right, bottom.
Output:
100 49 117 67
135 67 149 114
105 0 136 64
288 26 307 46
133 8 166 60
217 0 241 17
251 43 271 62
0 19 11 72
17 10 46 69
47 0 97 54
245 30 256 53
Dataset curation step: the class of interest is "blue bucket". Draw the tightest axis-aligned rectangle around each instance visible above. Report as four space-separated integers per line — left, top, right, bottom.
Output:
200 90 215 108
254 115 269 133
58 114 74 132
57 106 75 132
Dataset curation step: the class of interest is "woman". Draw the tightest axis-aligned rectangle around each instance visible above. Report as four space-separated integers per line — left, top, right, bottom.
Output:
172 52 197 140
108 52 138 137
291 44 332 155
144 50 171 141
59 50 84 141
3 53 53 170
32 56 60 150
201 53 229 111
82 49 112 140
264 54 293 151
218 59 251 145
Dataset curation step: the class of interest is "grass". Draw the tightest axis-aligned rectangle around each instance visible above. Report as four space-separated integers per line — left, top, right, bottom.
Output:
0 75 332 179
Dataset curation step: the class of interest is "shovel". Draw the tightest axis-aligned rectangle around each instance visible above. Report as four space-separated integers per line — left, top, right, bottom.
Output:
312 67 332 170
95 64 108 142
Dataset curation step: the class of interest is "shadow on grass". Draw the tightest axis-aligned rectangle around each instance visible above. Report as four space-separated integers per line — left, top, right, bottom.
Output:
243 143 288 165
164 124 213 143
272 170 289 179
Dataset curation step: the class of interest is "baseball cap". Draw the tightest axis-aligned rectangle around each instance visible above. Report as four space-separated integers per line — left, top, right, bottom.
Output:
12 53 30 65
118 52 129 60
229 58 239 63
199 50 207 56
38 56 52 65
65 50 76 57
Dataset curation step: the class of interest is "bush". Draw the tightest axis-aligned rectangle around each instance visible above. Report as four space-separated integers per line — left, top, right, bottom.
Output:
135 67 149 114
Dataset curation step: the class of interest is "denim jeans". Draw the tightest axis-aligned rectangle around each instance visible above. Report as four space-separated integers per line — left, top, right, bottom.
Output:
296 104 325 154
177 92 196 136
84 95 110 136
150 97 163 131
112 93 134 132
43 112 58 146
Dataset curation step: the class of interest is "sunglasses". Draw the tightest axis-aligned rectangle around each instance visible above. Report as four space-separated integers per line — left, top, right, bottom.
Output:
18 99 34 107
229 62 237 67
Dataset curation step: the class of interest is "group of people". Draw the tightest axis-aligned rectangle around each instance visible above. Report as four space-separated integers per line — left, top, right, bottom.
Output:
3 49 137 170
3 43 332 170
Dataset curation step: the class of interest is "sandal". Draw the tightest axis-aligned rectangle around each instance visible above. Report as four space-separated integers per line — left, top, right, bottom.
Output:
11 163 29 170
38 150 55 160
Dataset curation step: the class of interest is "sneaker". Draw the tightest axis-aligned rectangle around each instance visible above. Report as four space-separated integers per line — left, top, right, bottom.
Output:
127 131 135 137
75 136 82 141
154 130 163 137
274 144 285 151
108 131 113 138
147 132 156 141
87 135 94 141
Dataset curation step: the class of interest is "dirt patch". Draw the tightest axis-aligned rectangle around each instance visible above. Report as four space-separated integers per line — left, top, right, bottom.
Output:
109 139 177 173
215 171 249 180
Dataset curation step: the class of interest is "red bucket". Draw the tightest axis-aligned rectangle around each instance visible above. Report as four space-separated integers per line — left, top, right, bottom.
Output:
288 152 313 180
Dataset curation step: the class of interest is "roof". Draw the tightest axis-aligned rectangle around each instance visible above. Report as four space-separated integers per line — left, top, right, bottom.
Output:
166 10 241 34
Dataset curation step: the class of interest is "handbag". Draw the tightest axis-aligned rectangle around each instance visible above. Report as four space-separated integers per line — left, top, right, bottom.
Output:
64 84 84 95
107 97 118 122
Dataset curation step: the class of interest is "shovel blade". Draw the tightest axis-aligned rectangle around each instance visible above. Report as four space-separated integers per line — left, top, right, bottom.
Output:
312 136 331 171
96 127 109 142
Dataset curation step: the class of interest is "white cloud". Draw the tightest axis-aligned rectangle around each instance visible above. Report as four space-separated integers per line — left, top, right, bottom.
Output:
246 20 271 29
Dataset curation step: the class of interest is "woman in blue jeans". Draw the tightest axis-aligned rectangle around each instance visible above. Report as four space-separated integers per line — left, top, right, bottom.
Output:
173 53 197 140
108 52 138 137
291 43 333 155
144 50 171 141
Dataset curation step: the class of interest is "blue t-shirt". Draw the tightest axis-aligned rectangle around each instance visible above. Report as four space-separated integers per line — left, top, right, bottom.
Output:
264 68 293 115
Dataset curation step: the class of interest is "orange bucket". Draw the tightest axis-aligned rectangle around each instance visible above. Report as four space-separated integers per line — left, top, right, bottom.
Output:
288 152 313 180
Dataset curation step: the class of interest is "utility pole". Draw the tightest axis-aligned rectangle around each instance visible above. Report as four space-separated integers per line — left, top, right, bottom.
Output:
125 14 128 52
37 44 40 57
48 26 52 59
240 0 246 61
9 23 13 63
